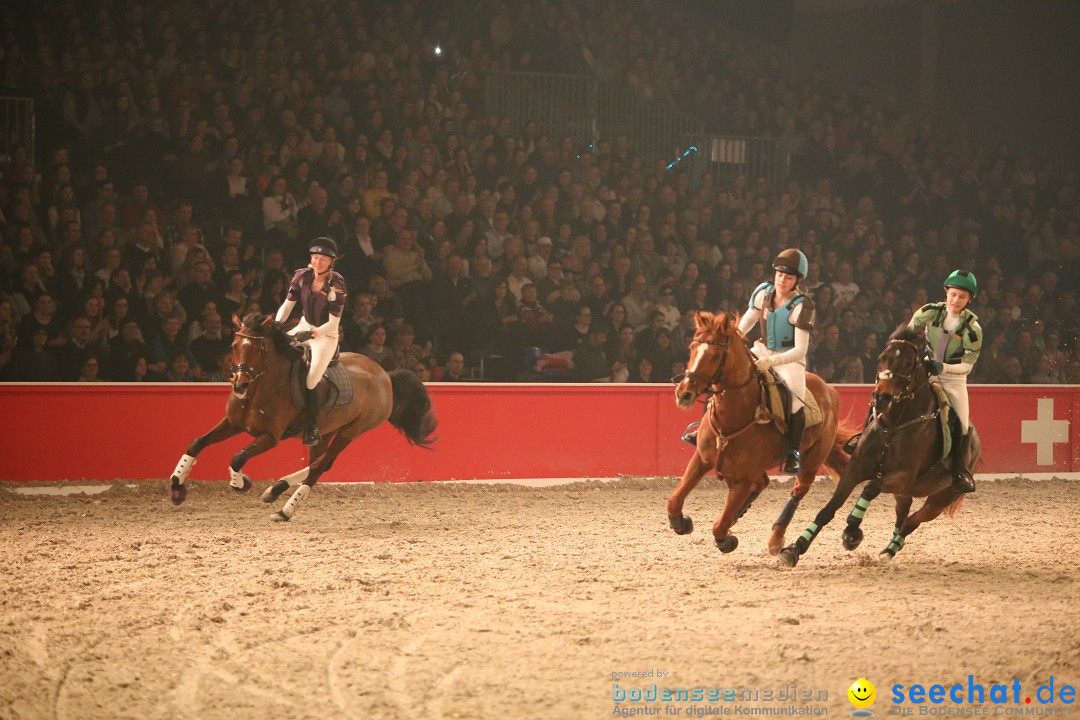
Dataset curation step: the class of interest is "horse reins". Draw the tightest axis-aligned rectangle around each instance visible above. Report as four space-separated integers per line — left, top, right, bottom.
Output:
687 333 770 452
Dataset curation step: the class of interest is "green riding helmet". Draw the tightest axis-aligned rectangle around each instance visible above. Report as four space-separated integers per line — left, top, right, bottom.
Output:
773 248 808 279
943 269 977 297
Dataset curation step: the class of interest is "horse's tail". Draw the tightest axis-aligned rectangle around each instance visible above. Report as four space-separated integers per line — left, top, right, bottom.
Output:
388 369 438 447
822 417 863 482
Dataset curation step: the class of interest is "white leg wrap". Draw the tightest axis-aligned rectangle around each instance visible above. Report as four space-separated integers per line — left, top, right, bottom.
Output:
280 467 310 486
172 454 197 484
229 467 246 489
280 484 310 519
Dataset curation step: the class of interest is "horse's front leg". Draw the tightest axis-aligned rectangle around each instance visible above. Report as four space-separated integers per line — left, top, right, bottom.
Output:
169 418 242 505
778 470 871 567
841 476 887 551
711 476 755 553
227 432 279 493
666 449 712 536
768 468 815 555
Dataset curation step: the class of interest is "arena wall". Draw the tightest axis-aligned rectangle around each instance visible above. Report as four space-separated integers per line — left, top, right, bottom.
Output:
0 384 1076 483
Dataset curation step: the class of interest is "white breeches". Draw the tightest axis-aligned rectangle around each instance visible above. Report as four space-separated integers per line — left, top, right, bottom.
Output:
291 318 339 390
754 342 806 412
938 374 970 433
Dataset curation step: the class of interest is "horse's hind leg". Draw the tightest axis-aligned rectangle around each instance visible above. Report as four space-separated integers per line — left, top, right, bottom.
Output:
768 467 816 556
735 472 769 522
879 496 914 561
260 438 327 505
273 431 356 522
667 451 711 536
882 489 959 562
169 419 242 505
841 476 886 551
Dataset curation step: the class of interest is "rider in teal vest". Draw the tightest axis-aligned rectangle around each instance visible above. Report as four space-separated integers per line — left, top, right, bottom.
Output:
681 248 814 475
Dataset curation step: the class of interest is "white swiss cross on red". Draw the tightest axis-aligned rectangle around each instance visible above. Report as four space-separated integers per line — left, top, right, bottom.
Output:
1020 398 1070 466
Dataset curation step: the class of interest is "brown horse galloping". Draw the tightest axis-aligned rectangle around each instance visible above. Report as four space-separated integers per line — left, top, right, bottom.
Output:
778 324 976 567
167 312 437 520
670 311 855 554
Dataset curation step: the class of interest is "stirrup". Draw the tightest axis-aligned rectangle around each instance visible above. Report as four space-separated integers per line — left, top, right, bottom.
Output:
303 424 322 447
780 449 801 474
843 434 860 454
951 469 975 494
681 421 700 446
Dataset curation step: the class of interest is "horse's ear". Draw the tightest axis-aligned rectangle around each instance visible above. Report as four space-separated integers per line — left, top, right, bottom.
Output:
260 315 274 329
232 314 242 331
694 311 713 329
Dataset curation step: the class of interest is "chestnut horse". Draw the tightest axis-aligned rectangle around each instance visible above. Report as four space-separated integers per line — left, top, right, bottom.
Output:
778 325 976 567
167 313 437 520
670 311 854 554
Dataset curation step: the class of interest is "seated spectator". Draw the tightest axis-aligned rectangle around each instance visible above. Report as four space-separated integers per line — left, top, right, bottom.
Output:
572 325 614 382
440 351 467 381
77 355 104 382
16 327 60 381
628 356 656 383
358 324 396 369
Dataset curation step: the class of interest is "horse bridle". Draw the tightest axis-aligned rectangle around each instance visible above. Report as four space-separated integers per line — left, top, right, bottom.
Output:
876 338 925 403
232 331 269 381
683 334 756 394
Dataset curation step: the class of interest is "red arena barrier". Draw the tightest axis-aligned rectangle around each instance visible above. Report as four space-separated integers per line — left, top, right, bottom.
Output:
0 383 1076 483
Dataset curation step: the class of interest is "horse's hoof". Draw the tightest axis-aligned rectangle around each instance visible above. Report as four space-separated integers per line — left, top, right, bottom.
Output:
668 514 693 535
271 510 290 522
767 544 781 557
231 475 252 493
842 525 864 551
715 535 739 553
778 547 799 567
169 479 187 505
878 551 894 564
261 480 290 504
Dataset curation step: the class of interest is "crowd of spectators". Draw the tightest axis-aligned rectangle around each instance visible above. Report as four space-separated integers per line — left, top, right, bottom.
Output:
0 0 1077 386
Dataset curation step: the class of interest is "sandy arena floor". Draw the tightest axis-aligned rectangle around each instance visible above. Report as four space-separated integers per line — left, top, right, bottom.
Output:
1 476 1078 720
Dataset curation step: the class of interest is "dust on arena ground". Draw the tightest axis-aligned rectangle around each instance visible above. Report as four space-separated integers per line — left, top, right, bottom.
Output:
2 476 1077 720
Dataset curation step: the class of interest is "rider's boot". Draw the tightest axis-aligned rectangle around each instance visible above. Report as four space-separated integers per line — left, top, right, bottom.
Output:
303 384 323 447
950 425 975 494
681 421 701 446
780 408 805 474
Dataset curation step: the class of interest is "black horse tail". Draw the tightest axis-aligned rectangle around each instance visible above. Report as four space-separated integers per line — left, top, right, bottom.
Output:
388 369 439 447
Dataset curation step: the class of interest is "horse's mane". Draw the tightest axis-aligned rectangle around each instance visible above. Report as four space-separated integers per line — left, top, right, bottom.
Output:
695 310 742 339
241 312 301 358
888 323 927 349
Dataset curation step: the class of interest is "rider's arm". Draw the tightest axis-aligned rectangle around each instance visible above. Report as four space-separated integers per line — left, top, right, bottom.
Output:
757 325 810 368
274 299 297 324
312 311 341 339
737 307 761 337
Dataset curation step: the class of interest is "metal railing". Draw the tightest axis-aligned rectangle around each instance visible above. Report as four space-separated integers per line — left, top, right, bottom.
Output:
485 71 705 162
0 96 35 166
676 133 790 193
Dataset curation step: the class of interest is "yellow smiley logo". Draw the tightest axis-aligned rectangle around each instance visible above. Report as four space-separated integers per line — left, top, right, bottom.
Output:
848 678 876 709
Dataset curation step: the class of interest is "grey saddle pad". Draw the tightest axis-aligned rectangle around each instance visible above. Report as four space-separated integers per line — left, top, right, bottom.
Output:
290 360 354 411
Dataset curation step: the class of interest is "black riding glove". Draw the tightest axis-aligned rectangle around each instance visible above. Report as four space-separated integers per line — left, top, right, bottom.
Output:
923 357 943 376
292 330 315 343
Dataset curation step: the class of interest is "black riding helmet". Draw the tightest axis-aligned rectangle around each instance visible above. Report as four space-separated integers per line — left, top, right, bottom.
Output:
308 237 339 259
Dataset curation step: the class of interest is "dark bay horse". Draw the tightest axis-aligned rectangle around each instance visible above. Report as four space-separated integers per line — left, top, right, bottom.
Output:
670 311 855 554
779 325 978 567
168 313 437 520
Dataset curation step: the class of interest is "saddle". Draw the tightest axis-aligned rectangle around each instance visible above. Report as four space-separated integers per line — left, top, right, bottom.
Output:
759 368 822 433
928 377 955 462
289 352 354 412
